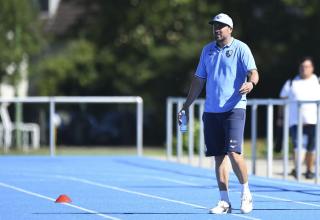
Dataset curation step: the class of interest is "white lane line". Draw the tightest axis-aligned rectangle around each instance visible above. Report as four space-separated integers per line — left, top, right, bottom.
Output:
137 175 320 208
249 176 320 190
149 176 203 187
252 193 320 208
54 175 261 220
0 182 121 220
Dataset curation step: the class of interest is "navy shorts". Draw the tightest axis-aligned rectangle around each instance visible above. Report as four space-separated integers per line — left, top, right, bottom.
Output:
289 125 316 152
203 108 246 156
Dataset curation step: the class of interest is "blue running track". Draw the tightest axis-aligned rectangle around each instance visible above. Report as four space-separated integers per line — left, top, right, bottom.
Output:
1 156 320 220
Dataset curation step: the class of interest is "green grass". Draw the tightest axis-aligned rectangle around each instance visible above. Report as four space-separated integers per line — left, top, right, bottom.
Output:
243 138 265 158
0 146 166 156
243 138 285 159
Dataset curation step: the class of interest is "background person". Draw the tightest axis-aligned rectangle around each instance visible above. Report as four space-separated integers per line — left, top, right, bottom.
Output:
279 57 320 179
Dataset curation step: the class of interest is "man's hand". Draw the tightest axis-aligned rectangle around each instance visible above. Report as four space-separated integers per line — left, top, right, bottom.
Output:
241 69 259 94
178 106 189 125
178 76 205 125
239 82 254 94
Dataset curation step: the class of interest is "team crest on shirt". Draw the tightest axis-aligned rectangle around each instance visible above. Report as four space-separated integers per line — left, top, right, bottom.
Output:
226 50 233 57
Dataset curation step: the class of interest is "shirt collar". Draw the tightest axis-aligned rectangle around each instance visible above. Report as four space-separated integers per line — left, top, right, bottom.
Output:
226 37 234 47
215 37 234 49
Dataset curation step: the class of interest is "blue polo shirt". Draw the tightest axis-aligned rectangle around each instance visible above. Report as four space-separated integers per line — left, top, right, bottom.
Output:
195 38 257 113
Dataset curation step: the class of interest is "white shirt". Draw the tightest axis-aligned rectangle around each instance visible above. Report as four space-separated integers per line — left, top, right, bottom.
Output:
280 74 320 126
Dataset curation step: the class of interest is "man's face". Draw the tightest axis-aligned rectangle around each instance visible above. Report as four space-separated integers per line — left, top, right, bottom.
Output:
213 22 232 41
299 60 314 79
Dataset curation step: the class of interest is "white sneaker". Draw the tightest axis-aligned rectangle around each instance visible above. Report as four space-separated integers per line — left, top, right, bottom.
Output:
240 193 253 214
209 200 232 214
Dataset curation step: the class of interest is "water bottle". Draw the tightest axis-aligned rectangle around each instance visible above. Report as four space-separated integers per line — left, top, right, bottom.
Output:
180 110 188 133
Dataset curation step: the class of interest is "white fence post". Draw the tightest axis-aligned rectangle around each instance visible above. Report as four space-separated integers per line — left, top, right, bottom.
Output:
199 102 205 167
49 98 55 157
267 103 274 178
316 103 320 184
297 103 303 182
176 101 183 163
251 103 258 175
166 98 173 160
137 97 143 156
283 102 290 180
188 104 194 164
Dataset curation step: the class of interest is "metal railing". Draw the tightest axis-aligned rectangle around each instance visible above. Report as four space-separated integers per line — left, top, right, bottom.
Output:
166 97 320 183
0 96 143 156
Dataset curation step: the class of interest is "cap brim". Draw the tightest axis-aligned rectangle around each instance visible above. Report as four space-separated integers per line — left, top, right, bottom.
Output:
208 21 232 27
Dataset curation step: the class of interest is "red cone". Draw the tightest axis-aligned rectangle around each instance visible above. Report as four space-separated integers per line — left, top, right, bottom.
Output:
55 194 72 203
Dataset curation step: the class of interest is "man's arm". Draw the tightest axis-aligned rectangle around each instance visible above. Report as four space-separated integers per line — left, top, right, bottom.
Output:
178 76 206 124
239 69 259 94
183 76 206 108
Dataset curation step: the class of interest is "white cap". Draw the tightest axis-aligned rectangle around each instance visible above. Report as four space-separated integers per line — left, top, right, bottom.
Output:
209 13 233 28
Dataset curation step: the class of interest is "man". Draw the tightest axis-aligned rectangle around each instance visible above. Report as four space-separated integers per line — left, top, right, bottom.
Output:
178 13 259 214
279 57 320 179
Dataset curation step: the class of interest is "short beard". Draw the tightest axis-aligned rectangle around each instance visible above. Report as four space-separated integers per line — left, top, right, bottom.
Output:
215 35 225 42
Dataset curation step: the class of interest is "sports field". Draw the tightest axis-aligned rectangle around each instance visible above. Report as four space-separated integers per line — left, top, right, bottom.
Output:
1 156 320 220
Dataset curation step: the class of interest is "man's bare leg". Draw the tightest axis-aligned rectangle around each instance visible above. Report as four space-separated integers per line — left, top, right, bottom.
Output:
214 155 230 202
305 151 315 179
227 152 248 184
294 149 307 178
215 155 230 190
306 151 314 172
209 154 232 214
228 151 252 213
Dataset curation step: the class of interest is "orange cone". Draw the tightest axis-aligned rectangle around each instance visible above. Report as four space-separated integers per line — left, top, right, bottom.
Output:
55 194 72 203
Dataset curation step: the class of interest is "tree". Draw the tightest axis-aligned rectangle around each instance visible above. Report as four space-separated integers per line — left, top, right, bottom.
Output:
0 0 43 86
33 39 98 95
33 0 320 144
